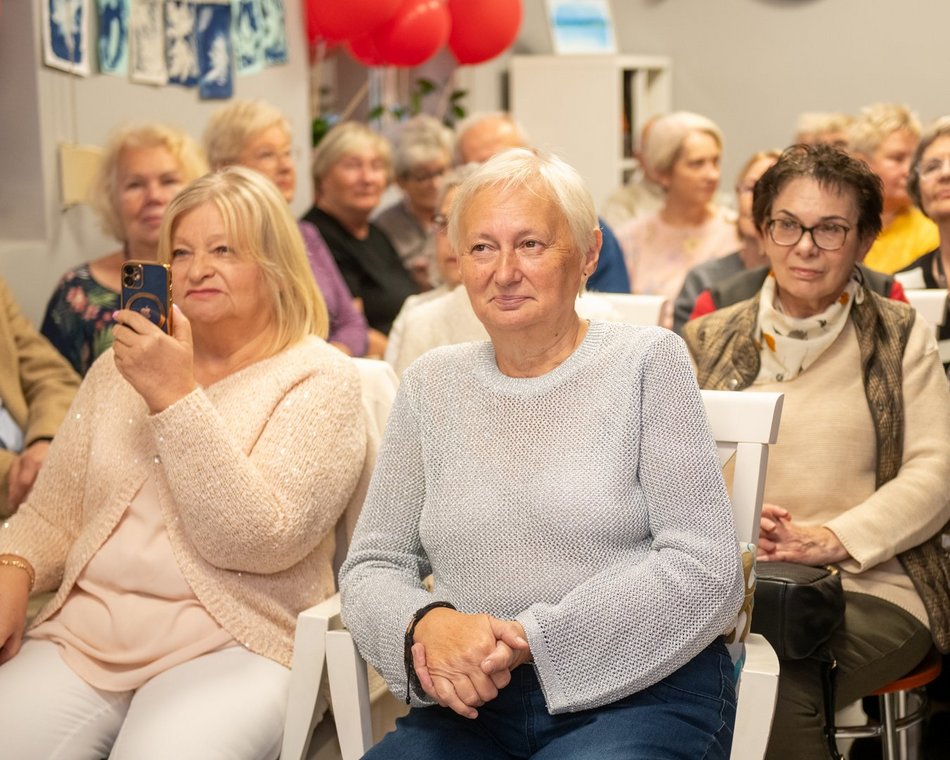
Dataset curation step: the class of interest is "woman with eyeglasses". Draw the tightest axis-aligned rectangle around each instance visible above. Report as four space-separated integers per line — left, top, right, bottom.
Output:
203 99 368 356
683 144 950 760
374 116 454 292
898 116 950 369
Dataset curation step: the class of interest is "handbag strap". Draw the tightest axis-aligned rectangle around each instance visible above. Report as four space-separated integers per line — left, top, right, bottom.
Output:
816 648 844 760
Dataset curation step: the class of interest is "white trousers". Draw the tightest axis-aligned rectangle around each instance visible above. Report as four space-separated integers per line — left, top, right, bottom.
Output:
0 639 291 760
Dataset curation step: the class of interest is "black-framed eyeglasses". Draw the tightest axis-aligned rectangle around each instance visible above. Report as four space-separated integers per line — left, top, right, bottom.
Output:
766 218 851 251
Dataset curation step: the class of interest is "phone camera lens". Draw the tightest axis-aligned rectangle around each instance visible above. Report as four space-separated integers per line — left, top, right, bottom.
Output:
123 276 134 287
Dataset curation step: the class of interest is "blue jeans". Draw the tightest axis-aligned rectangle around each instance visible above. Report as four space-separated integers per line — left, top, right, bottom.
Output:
365 638 736 759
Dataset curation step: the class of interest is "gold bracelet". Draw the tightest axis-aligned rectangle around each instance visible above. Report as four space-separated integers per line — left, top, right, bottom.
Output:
0 556 35 591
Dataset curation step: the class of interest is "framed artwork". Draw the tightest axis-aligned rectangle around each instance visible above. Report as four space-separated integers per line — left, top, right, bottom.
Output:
545 0 617 55
44 0 91 75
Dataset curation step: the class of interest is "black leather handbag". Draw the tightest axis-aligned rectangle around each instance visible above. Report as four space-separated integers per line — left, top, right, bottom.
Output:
751 561 846 760
750 561 845 661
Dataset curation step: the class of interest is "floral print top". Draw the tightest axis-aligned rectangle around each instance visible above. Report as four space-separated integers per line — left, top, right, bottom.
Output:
41 263 119 376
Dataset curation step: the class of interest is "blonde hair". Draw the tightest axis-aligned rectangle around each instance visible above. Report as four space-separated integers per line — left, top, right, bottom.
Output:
642 112 723 177
848 103 921 157
735 149 782 190
311 121 392 194
90 123 208 241
203 99 291 170
158 167 329 351
794 112 853 144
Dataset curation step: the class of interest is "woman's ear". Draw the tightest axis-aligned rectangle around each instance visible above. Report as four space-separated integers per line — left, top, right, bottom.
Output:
584 229 603 278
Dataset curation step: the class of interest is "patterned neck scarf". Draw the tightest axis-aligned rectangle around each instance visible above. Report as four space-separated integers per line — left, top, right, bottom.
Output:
753 270 861 384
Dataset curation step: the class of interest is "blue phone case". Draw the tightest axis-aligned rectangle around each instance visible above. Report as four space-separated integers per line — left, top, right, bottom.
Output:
120 261 172 333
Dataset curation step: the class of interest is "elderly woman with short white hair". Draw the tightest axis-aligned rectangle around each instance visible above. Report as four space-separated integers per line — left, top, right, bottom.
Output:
616 111 739 329
203 99 368 356
374 115 454 291
340 148 743 759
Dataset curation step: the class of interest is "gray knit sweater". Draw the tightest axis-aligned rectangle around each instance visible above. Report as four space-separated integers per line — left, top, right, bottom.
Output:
339 321 743 714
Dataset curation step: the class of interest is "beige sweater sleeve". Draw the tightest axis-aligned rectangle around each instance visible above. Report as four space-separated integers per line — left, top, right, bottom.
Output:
148 358 366 575
827 319 950 571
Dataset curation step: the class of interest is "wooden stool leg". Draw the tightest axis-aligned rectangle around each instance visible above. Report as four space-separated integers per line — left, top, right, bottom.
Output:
880 692 900 760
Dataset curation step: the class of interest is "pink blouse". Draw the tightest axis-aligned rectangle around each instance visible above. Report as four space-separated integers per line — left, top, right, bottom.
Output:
30 478 235 691
617 208 740 328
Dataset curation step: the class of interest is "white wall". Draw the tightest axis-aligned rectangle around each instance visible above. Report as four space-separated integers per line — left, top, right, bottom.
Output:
0 1 312 322
516 0 950 194
6 0 949 321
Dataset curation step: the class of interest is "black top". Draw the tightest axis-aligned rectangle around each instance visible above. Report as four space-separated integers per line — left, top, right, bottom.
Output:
303 206 418 334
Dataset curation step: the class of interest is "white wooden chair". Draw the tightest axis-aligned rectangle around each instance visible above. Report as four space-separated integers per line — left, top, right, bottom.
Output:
280 358 399 760
702 390 784 760
308 389 785 760
588 292 666 326
903 288 948 331
903 288 950 366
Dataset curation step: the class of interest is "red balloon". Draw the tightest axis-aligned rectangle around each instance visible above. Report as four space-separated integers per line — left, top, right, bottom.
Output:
447 0 522 65
371 0 451 67
346 34 386 67
306 0 401 43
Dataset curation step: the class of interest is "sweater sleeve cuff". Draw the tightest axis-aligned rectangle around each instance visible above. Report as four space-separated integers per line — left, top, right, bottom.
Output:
516 609 568 714
824 512 883 571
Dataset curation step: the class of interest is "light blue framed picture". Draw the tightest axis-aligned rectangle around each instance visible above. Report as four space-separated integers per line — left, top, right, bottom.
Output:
546 0 617 55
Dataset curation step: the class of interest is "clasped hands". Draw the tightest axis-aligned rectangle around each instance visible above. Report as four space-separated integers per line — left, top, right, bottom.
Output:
758 503 849 565
410 608 532 719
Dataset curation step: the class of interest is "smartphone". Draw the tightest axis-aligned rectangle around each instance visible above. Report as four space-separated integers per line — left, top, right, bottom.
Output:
120 261 173 334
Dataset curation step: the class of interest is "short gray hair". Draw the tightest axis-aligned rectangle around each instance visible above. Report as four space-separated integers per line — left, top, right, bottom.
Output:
393 115 453 179
642 111 723 177
311 121 392 191
448 148 598 258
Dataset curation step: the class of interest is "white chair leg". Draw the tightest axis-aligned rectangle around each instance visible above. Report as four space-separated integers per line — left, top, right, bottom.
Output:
326 630 374 760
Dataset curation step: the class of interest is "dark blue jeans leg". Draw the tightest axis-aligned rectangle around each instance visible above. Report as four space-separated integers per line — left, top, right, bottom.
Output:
364 639 735 760
529 639 737 760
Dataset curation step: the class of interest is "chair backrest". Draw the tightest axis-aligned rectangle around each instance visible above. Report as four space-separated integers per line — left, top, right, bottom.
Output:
904 288 948 330
587 293 666 326
700 390 783 545
333 358 399 575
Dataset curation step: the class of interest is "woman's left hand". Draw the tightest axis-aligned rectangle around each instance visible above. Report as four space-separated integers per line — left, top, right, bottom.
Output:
758 503 849 565
113 305 197 413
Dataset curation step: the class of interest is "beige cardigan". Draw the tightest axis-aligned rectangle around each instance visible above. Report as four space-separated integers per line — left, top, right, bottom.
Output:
0 336 366 667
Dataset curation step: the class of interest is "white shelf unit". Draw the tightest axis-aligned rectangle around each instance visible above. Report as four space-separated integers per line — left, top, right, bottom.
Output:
509 54 672 212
